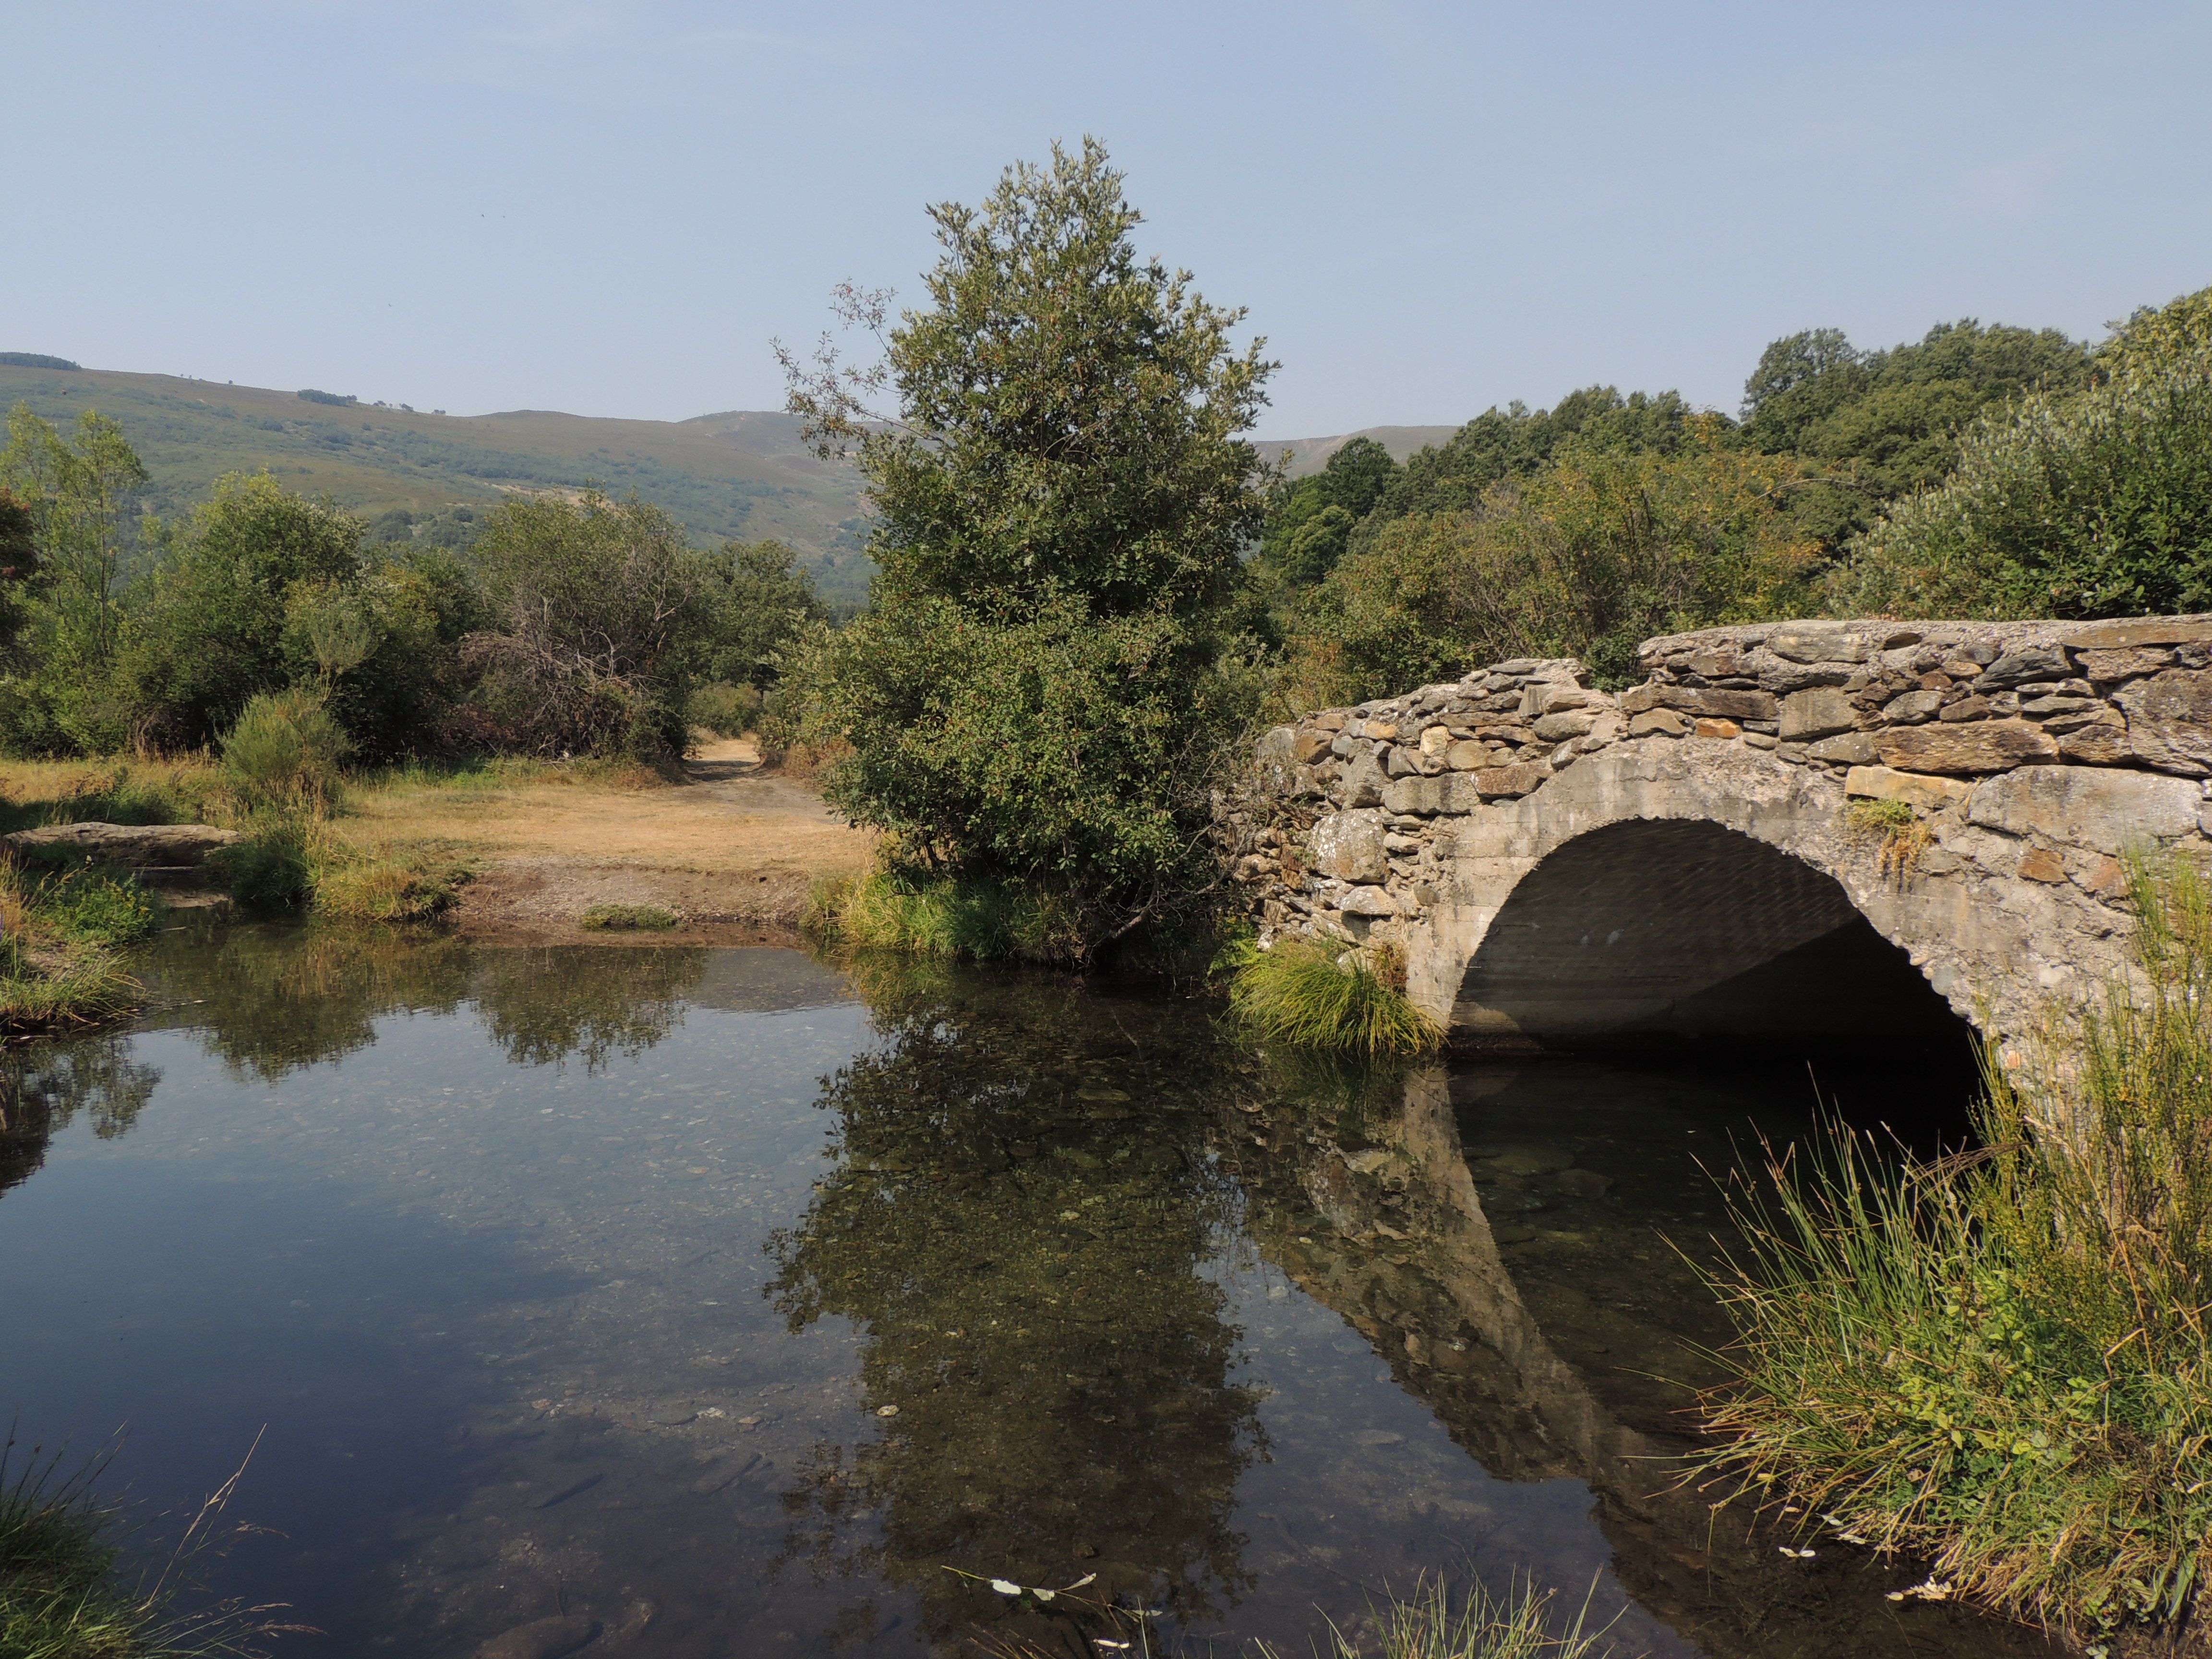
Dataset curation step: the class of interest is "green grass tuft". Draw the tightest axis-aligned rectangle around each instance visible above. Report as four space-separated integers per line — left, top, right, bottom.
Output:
1260 1572 1622 1659
1695 851 2212 1643
802 869 1081 963
1225 935 1442 1056
578 903 680 932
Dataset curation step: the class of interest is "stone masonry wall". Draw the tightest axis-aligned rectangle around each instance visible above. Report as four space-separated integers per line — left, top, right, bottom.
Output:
1222 615 2212 1044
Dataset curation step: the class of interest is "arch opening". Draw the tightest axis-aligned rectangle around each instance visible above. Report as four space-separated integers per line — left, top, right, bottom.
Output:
1452 819 1972 1051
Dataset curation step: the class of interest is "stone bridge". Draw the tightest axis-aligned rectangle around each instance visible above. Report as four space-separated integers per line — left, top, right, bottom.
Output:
1226 615 2212 1051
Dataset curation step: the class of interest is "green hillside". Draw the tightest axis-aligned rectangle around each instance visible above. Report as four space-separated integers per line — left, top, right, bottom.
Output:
0 363 878 602
0 359 1436 606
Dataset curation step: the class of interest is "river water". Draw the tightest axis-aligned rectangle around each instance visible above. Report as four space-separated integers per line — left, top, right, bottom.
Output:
0 925 2058 1658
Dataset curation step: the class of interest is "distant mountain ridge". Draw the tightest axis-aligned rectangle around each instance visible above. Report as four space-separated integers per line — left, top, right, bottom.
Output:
1 358 1456 604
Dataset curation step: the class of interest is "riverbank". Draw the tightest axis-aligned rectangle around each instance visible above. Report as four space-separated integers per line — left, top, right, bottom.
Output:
0 738 877 950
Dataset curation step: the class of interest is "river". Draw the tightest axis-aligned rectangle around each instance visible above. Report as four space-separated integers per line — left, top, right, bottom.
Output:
0 923 2059 1658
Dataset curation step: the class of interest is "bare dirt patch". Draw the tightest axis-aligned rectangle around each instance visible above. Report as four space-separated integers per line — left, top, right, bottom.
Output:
336 737 875 944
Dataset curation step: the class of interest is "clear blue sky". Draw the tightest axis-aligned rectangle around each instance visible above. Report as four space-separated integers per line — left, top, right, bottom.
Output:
9 1 2208 437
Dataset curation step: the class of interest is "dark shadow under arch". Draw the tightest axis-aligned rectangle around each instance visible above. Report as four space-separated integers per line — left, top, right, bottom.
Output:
1454 818 1970 1048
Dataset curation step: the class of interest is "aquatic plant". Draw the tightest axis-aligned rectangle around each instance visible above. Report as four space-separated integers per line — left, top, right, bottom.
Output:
1224 935 1441 1057
577 903 679 932
1696 852 2212 1643
1275 1572 1622 1659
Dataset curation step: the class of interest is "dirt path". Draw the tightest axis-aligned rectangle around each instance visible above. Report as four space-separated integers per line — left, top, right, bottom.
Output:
337 737 875 944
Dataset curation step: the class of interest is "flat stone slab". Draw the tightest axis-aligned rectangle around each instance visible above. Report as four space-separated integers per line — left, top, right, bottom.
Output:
4 821 239 866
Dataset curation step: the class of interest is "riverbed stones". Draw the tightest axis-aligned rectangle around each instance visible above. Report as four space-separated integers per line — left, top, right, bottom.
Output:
477 1616 600 1659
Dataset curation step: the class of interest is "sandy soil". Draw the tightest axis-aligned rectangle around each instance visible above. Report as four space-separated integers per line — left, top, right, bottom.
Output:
336 738 875 944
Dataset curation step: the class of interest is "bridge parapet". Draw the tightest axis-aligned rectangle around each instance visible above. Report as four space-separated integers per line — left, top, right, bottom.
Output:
1226 615 2212 1050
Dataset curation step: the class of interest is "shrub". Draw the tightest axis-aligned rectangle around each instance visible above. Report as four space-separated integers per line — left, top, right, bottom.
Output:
1833 283 2212 619
220 689 349 813
1225 936 1442 1056
803 869 1081 963
578 903 679 932
313 854 462 924
204 815 318 909
1695 853 2212 1643
1288 434 1824 705
41 870 157 946
685 681 759 739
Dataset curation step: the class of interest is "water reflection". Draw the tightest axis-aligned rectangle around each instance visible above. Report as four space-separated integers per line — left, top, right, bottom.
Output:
0 1035 160 1195
471 947 705 1071
767 961 1264 1646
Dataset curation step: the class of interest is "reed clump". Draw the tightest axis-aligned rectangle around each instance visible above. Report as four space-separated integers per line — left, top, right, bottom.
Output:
1224 935 1442 1057
1697 853 2212 1646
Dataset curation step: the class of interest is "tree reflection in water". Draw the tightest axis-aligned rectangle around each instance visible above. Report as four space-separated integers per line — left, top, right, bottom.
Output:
765 957 1266 1648
0 1035 161 1197
469 946 705 1072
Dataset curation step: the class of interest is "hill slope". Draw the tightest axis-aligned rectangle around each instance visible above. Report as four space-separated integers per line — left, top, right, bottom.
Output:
2 359 1455 605
0 364 876 601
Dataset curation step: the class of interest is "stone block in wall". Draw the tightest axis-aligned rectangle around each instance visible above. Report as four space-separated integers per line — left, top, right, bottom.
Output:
2060 616 2212 650
1532 709 1599 742
1883 688 1944 724
1978 645 2072 689
1471 761 1552 799
2077 647 2176 682
1778 686 1856 740
1337 747 1388 807
2058 719 2131 765
1966 765 2200 854
1444 740 1495 770
1292 729 1333 763
1382 776 1441 816
1336 886 1401 917
1875 718 2060 775
1308 812 1388 883
1765 622 1917 664
1628 709 1687 737
1806 731 1881 764
1618 684 1779 721
1845 765 1977 810
2116 670 2212 775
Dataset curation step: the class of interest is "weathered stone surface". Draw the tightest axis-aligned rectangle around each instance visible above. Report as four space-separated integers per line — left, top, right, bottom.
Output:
1385 746 1420 777
1875 719 2060 775
1966 764 2201 854
1627 709 1687 737
1765 623 1912 664
1444 740 1495 770
1471 762 1551 799
1844 765 1976 810
1777 686 1856 741
1381 776 1439 817
1938 695 1993 722
4 821 240 865
2076 646 2175 682
1532 710 1598 742
1292 728 1333 763
2117 670 2212 775
1806 730 1881 765
1308 812 1388 883
1619 685 1778 721
2059 720 2133 765
1882 688 1943 724
1979 645 2072 689
2018 847 2067 883
2060 616 2212 650
1418 723 1453 757
1336 885 1401 916
1693 718 1741 739
1337 747 1388 807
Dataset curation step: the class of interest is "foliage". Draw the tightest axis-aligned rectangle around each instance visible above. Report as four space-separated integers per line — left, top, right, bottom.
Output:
0 485 40 653
1740 320 2092 522
803 868 1081 963
204 817 318 910
685 680 758 737
1361 387 1693 535
37 870 158 947
577 902 679 931
1252 435 1403 596
219 688 349 814
1696 854 2212 1642
1289 433 1822 705
0 862 141 1034
1224 936 1442 1056
689 539 824 690
1833 285 2212 619
309 850 463 924
465 490 711 762
783 140 1274 959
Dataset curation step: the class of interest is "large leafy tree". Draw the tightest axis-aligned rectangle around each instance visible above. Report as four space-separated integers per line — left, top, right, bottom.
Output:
783 138 1275 958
